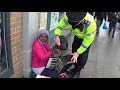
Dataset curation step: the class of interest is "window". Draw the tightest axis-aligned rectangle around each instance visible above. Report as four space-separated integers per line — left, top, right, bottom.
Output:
59 12 65 21
0 12 13 78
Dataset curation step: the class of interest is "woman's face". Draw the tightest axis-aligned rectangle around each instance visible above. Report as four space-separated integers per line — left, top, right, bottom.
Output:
39 34 48 43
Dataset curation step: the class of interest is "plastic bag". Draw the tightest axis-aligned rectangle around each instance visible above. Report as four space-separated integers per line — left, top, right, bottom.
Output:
102 21 108 29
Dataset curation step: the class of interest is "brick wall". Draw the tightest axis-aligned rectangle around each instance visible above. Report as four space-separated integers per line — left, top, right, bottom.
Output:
10 12 23 78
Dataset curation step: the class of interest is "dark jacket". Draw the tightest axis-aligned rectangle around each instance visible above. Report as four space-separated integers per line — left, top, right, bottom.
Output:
117 12 120 23
94 12 107 21
108 12 118 24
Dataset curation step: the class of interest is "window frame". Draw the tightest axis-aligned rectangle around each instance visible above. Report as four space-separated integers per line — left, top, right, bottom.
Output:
0 12 14 78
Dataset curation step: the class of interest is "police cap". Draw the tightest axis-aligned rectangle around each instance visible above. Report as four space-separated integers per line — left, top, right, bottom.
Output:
66 12 87 22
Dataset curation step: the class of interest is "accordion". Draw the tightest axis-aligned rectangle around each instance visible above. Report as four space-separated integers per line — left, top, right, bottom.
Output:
46 54 73 74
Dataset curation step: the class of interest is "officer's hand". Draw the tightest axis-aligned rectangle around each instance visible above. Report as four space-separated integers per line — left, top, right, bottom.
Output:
54 36 60 46
70 52 79 63
51 45 55 51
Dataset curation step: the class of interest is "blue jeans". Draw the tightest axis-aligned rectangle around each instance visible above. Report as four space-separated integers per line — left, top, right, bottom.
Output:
41 68 59 78
109 21 117 37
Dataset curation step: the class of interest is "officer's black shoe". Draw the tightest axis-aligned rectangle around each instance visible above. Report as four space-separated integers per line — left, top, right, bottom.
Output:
73 71 80 78
67 68 81 78
112 35 114 38
66 68 77 78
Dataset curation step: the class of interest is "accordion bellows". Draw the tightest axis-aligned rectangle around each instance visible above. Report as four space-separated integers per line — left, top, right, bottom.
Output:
46 54 73 74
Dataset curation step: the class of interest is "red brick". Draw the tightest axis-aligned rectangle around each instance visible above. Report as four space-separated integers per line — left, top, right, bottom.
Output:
10 12 22 18
10 28 16 34
10 22 21 28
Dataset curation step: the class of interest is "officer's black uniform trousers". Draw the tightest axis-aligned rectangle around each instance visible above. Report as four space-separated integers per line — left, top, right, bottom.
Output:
72 36 91 71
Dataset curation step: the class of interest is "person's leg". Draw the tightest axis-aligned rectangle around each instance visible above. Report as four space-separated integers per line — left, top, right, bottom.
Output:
72 36 82 69
108 21 113 35
67 36 90 78
118 23 120 30
100 20 103 26
41 68 59 78
66 36 81 78
73 45 91 78
112 23 117 38
96 19 101 35
32 67 45 75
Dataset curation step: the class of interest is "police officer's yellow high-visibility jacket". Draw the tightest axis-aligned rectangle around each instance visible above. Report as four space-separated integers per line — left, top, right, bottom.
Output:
54 12 96 54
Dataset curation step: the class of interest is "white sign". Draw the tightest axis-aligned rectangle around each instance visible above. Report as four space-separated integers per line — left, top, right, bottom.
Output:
50 12 59 31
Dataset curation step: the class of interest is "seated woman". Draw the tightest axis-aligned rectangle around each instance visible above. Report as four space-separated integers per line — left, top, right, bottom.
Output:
31 28 66 78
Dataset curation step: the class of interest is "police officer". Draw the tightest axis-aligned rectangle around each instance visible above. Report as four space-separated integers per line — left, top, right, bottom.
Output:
54 12 96 78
